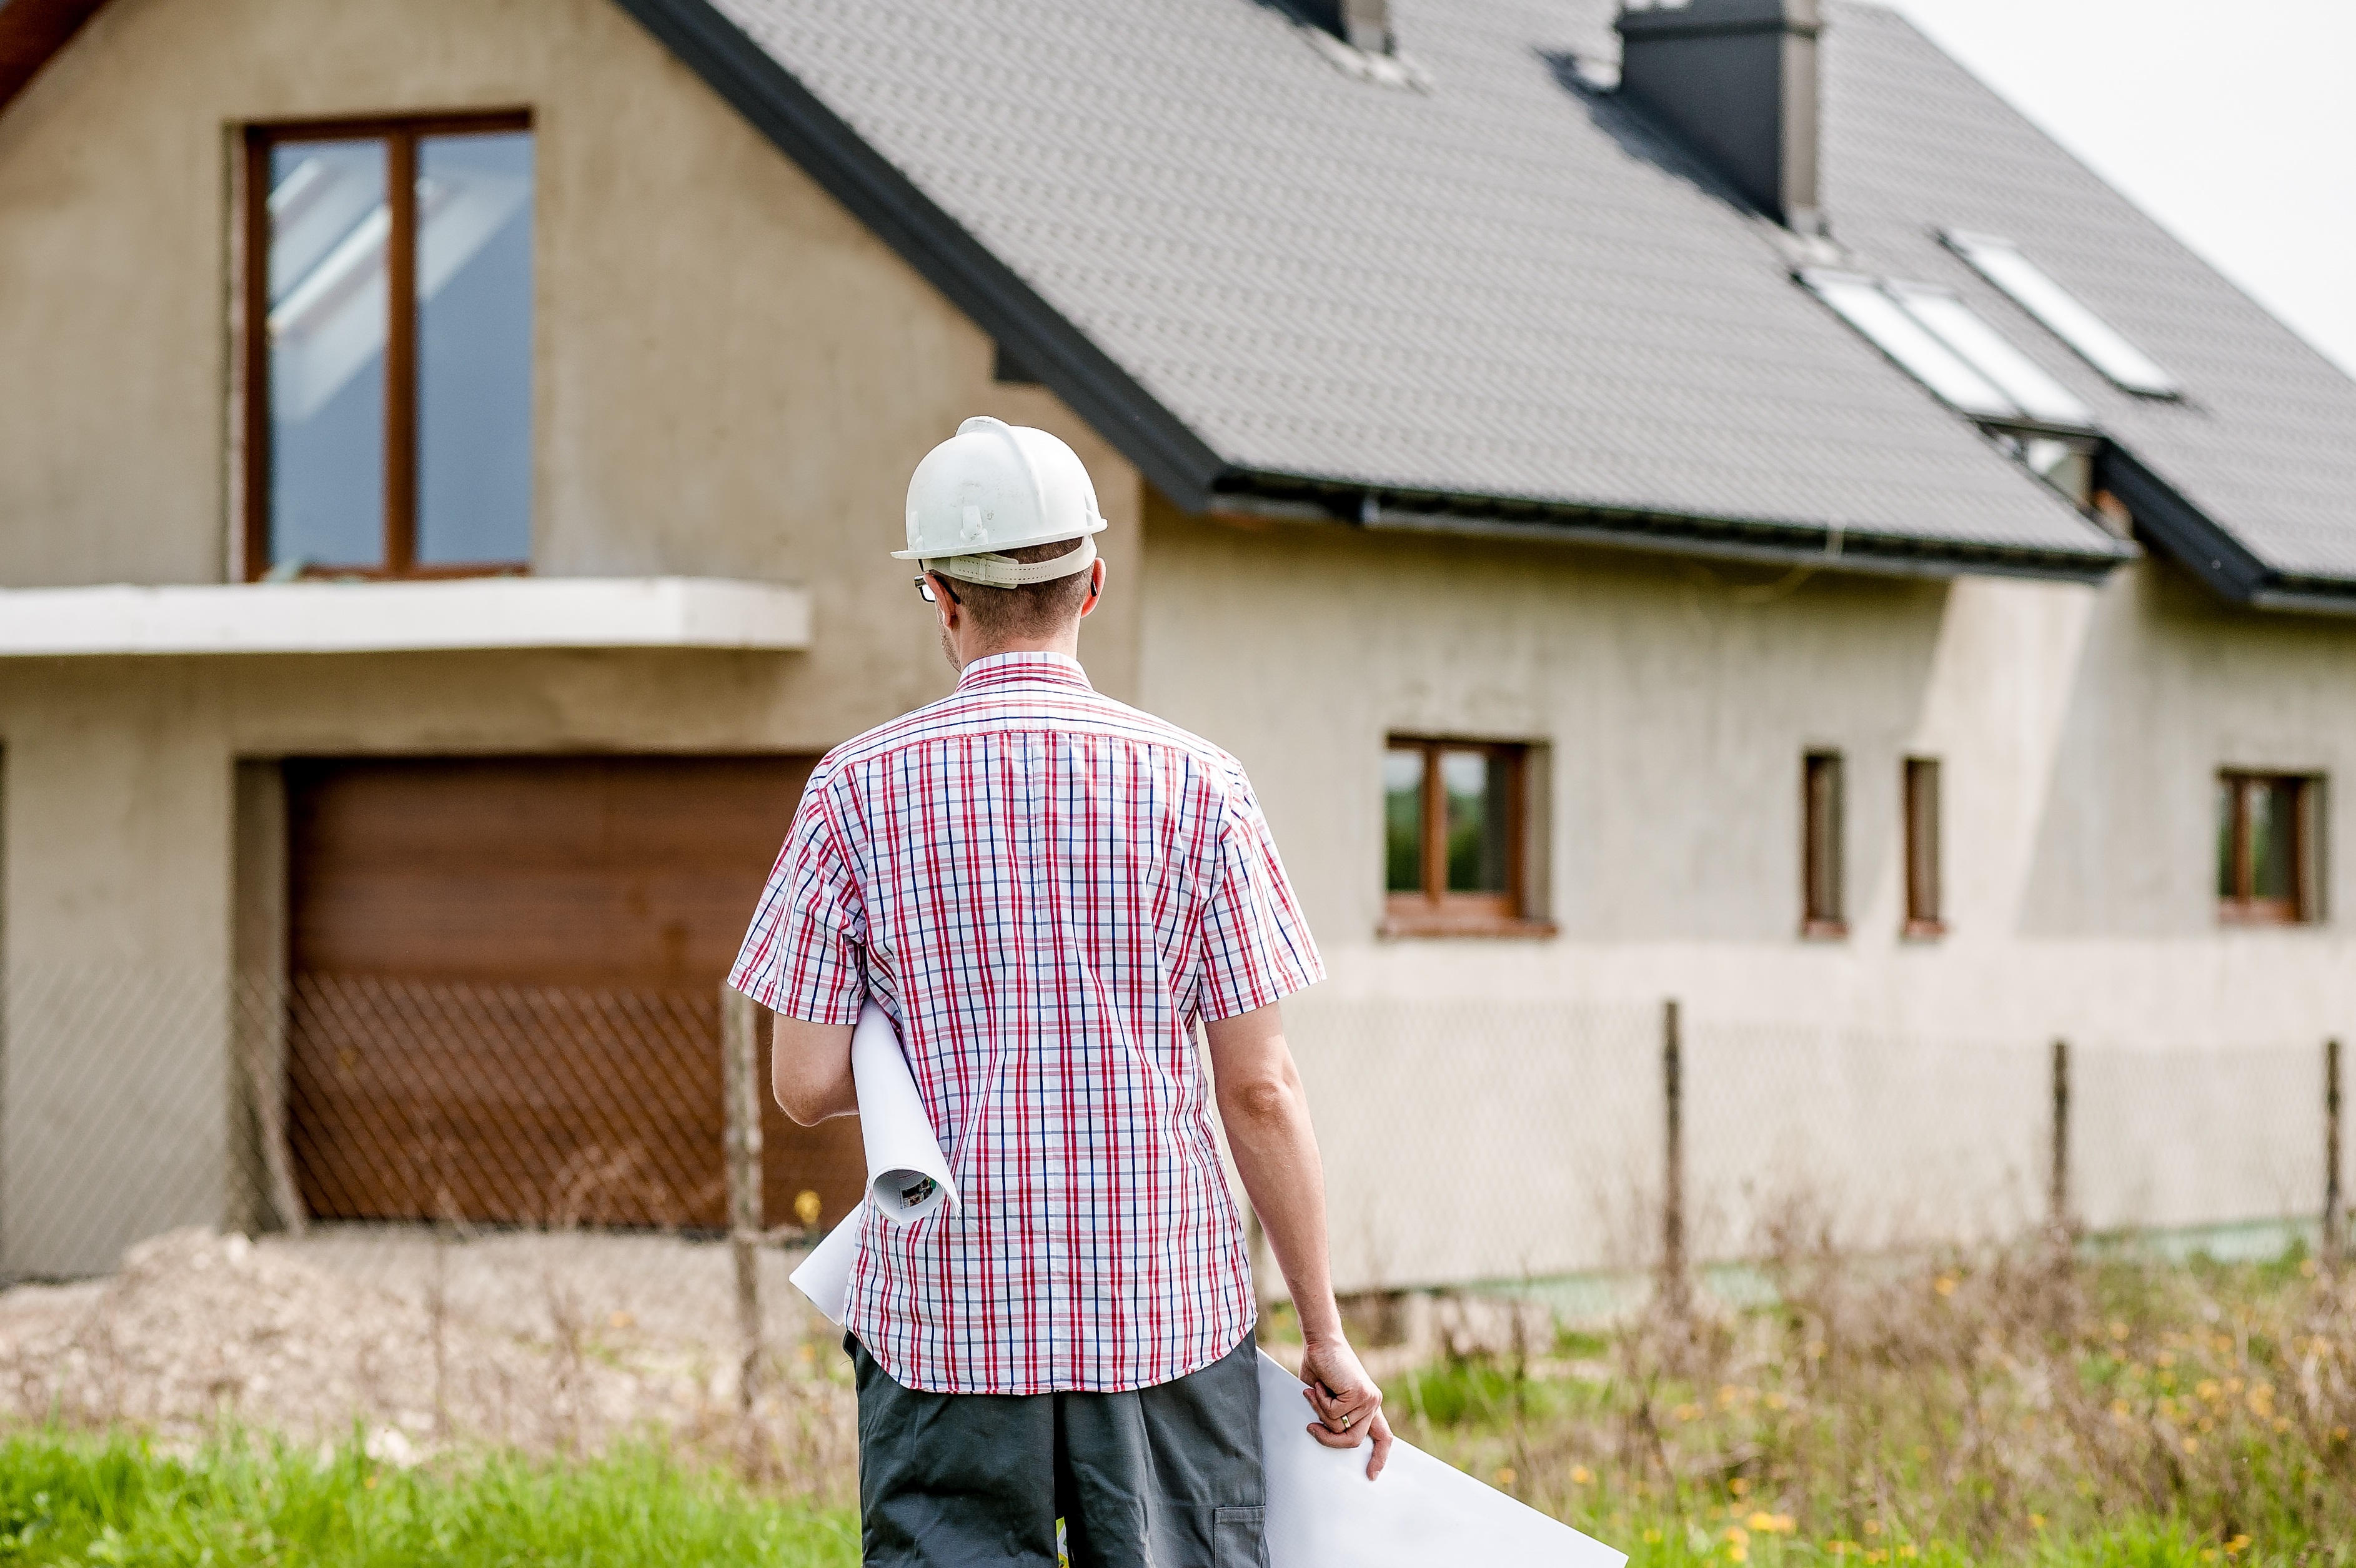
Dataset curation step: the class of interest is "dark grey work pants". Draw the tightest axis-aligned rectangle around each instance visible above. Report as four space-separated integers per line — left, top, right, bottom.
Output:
848 1329 1268 1568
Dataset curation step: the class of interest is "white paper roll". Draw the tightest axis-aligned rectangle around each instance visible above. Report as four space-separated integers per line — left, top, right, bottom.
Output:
1256 1352 1626 1567
790 1204 862 1326
790 1001 955 1326
852 1001 956 1223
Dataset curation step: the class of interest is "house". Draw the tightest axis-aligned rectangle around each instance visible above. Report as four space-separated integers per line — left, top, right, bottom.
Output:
2 0 2350 1285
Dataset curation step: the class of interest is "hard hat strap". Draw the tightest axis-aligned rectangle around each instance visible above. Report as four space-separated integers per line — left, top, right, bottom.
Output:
925 535 1097 589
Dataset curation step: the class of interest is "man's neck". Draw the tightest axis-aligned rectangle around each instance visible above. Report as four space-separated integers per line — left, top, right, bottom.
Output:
946 632 1081 673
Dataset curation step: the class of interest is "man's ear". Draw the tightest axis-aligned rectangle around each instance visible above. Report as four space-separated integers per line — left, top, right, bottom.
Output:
1078 557 1108 618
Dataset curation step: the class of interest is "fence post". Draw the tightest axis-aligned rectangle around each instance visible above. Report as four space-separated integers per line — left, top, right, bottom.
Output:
2326 1038 2344 1269
720 984 765 1420
2048 1038 2072 1246
1661 998 1688 1319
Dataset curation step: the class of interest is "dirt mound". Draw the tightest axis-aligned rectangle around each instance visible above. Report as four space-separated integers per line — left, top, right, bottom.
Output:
0 1229 855 1492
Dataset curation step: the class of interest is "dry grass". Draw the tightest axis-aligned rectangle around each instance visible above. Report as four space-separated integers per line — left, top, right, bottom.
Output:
1376 1228 2356 1564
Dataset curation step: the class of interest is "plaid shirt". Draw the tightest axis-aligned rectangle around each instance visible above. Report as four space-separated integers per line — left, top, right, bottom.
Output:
731 652 1322 1394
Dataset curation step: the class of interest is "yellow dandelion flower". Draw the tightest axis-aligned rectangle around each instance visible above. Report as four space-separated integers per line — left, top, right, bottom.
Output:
1865 1551 1887 1564
2110 1321 2130 1340
1746 1512 1797 1535
2029 1514 2046 1531
2223 1377 2244 1396
1728 1549 1748 1565
1898 1547 1917 1561
1934 1276 1958 1298
2196 1379 2222 1401
2226 1535 2252 1556
1570 1466 1594 1486
1729 1477 1749 1497
1863 1520 1882 1536
2201 1552 2219 1564
1724 1526 1750 1546
1495 1467 1516 1487
2274 1417 2292 1433
2183 1436 2200 1454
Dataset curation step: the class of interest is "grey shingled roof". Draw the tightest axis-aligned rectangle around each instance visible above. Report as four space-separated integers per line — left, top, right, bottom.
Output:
654 0 2125 578
1817 2 2356 598
634 0 2353 592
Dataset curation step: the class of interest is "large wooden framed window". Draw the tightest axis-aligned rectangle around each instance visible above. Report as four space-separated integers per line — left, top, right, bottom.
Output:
242 112 535 581
1381 738 1548 937
1903 757 1944 938
1801 750 1846 938
2217 772 2325 925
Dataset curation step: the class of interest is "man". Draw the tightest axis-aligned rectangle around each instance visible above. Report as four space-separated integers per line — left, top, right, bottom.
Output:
731 416 1389 1568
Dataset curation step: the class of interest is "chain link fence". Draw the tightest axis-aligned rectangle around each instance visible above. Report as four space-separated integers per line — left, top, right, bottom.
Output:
0 963 2345 1463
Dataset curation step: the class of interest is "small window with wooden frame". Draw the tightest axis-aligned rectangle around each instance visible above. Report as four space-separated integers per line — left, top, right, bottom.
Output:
242 112 537 581
1381 738 1549 937
1902 756 1944 938
1801 750 1846 938
2217 772 2325 925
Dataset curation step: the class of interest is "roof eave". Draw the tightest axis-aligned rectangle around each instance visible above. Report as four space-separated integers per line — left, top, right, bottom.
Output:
0 0 111 114
610 0 1232 510
2098 448 2356 616
1211 474 2135 586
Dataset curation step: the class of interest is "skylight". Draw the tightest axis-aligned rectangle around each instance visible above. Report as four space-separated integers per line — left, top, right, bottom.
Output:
1942 232 2182 397
1799 270 2095 431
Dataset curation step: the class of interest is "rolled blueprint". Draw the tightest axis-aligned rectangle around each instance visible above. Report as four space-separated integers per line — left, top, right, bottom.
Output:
1256 1352 1626 1568
789 1205 862 1326
852 1000 955 1223
789 1000 954 1326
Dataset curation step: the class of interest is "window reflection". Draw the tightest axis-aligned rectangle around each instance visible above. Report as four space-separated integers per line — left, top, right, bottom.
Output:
417 132 534 565
268 140 389 569
257 120 533 575
1441 750 1509 893
1383 749 1424 893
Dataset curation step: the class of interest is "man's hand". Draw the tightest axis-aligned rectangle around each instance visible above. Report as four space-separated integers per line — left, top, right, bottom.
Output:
1299 1334 1394 1480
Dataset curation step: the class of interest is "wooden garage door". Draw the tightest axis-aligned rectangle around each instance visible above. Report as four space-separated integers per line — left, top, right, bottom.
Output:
283 756 865 1232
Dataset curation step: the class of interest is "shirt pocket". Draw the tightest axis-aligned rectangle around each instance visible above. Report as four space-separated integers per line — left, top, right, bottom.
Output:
1213 1504 1268 1568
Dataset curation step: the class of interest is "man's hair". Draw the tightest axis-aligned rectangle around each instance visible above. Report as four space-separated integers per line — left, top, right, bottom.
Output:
942 539 1094 639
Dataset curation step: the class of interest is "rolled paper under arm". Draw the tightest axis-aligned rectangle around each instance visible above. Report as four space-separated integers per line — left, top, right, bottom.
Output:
790 1000 955 1325
852 1000 956 1222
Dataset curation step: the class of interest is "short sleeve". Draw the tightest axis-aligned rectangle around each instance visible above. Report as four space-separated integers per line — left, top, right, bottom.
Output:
728 781 868 1025
1196 777 1325 1022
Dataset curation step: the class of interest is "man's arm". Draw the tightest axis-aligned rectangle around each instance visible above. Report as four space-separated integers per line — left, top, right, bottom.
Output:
1206 1001 1394 1479
772 1014 857 1126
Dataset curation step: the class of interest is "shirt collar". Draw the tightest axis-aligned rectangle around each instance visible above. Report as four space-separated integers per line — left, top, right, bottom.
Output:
955 650 1093 694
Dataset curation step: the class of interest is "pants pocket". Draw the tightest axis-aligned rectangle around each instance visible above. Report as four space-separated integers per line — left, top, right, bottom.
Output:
1213 1506 1267 1568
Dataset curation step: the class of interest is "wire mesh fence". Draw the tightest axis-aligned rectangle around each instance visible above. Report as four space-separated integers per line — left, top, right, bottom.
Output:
0 962 2346 1459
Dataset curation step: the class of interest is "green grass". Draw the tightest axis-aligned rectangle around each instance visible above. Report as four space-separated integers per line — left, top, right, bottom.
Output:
0 1429 857 1566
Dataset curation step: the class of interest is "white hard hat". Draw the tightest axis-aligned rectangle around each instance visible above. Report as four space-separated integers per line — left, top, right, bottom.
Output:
893 416 1108 588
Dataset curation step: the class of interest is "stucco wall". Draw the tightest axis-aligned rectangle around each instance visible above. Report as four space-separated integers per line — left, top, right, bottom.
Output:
1141 502 2356 1287
0 0 1142 1274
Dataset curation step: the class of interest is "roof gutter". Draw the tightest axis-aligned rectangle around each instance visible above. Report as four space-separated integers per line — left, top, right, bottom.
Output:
2097 449 2356 615
609 0 1231 511
1213 474 2135 585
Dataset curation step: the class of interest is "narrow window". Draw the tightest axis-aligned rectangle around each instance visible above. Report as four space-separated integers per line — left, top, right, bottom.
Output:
2218 772 2326 924
244 113 535 580
1903 757 1943 936
1802 751 1845 937
1381 738 1536 935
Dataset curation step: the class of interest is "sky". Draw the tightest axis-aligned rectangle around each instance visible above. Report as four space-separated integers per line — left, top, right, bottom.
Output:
1882 0 2356 379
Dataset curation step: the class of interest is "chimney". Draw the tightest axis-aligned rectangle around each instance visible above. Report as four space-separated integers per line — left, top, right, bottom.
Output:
1616 0 1824 233
1299 0 1393 55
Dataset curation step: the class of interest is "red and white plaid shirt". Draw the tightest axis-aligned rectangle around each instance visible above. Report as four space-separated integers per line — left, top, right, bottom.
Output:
731 652 1321 1394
